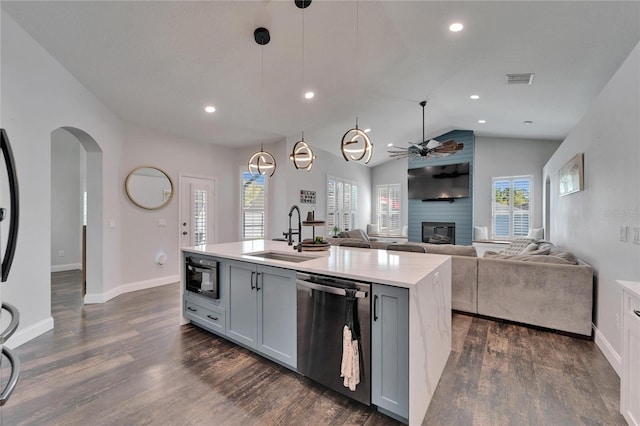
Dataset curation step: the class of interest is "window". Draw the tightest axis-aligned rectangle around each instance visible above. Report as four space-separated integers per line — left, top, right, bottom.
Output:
377 184 401 235
492 176 532 240
327 176 358 233
194 189 207 245
241 171 266 240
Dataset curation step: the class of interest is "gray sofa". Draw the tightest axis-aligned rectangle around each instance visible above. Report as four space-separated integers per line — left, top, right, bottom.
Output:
327 234 594 337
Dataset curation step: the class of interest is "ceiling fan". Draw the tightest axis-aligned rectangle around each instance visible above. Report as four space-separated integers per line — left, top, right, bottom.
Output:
388 101 464 160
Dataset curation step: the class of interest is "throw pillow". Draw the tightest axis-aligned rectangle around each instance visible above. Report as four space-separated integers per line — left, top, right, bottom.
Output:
499 238 536 255
527 228 545 240
525 247 551 256
521 243 539 253
345 229 369 241
474 226 489 241
548 246 579 264
483 252 572 264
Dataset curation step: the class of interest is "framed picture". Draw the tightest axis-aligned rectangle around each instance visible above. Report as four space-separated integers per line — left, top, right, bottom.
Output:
300 189 316 204
559 153 584 196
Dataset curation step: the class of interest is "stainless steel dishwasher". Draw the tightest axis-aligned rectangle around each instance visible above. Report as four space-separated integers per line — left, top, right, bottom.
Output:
296 272 371 405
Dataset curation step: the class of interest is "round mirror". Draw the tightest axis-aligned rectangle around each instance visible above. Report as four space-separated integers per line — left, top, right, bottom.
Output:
125 166 173 210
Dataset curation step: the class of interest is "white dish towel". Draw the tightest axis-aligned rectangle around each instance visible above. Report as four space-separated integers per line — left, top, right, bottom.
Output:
340 325 360 391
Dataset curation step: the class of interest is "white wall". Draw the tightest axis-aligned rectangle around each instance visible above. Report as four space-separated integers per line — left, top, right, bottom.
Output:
543 41 640 373
371 158 409 231
474 137 561 236
1 11 375 347
51 128 83 270
2 11 125 346
269 141 372 241
120 123 239 286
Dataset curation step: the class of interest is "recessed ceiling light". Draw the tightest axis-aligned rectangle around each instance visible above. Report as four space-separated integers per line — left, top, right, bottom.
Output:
387 143 393 147
524 120 533 125
304 91 315 99
204 106 216 113
478 119 486 124
470 95 480 100
449 23 464 32
364 128 371 133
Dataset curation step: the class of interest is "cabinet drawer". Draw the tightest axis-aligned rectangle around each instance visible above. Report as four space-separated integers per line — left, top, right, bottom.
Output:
184 298 226 335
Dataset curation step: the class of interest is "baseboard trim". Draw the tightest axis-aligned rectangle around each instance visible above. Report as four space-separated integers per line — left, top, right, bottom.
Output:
84 275 180 304
594 325 621 377
5 316 54 349
51 263 82 273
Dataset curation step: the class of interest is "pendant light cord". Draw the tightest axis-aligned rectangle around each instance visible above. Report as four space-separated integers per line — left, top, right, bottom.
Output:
355 0 359 123
302 5 306 132
261 43 264 146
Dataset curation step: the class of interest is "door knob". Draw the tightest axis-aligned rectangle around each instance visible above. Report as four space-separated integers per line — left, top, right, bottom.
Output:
182 231 188 235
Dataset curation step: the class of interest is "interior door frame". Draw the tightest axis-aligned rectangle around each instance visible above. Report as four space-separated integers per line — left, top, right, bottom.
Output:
178 173 217 251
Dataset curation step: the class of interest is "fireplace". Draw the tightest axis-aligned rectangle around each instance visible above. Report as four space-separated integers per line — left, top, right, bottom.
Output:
422 222 456 244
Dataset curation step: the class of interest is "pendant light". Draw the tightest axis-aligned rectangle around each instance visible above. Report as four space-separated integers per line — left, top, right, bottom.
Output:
290 133 315 171
290 0 316 171
340 0 373 164
248 27 276 178
248 143 276 177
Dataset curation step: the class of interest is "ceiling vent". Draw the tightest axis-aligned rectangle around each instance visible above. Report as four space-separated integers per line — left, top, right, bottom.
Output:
506 73 535 85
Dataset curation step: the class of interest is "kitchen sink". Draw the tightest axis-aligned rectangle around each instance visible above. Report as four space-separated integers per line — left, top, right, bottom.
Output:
246 251 318 263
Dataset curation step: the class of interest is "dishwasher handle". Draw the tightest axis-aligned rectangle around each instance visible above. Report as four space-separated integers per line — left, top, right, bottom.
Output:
297 278 367 299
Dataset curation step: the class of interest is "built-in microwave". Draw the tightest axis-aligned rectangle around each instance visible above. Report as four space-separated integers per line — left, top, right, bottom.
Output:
185 255 219 299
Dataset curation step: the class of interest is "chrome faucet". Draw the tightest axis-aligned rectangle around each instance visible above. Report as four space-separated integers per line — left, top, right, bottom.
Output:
288 205 302 252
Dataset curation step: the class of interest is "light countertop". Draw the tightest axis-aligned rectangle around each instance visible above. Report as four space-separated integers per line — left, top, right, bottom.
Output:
183 240 450 288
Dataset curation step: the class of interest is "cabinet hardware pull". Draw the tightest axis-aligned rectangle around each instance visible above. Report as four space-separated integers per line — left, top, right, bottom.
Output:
256 272 261 291
251 271 256 290
207 315 219 321
635 309 640 318
187 306 197 312
373 295 379 321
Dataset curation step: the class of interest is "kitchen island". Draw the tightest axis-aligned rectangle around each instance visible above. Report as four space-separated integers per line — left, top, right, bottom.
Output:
182 240 451 425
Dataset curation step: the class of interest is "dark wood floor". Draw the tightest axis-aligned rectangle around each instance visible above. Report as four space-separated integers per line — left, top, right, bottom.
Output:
2 270 625 425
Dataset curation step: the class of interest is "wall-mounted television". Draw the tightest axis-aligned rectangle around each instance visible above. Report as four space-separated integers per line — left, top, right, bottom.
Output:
408 162 470 201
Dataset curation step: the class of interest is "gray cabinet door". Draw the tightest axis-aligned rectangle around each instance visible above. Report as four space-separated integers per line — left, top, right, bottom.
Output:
226 261 258 347
256 266 297 368
371 283 409 420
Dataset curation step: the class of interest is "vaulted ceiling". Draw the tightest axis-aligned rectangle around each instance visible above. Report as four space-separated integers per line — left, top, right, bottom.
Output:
3 1 639 166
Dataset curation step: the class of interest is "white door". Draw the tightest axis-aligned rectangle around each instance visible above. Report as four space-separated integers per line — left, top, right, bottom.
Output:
180 176 215 247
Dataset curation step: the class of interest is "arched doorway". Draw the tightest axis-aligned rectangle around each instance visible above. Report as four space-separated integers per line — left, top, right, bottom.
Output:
50 126 103 303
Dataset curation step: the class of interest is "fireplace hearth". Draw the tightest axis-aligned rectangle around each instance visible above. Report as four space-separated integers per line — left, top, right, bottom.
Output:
422 222 456 244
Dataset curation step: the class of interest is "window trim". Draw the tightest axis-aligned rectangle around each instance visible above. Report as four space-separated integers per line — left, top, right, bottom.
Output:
326 175 358 234
376 183 401 236
491 175 533 240
240 168 268 240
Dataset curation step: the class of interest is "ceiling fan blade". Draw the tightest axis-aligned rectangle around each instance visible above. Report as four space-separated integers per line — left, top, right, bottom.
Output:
434 141 464 153
425 139 441 149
